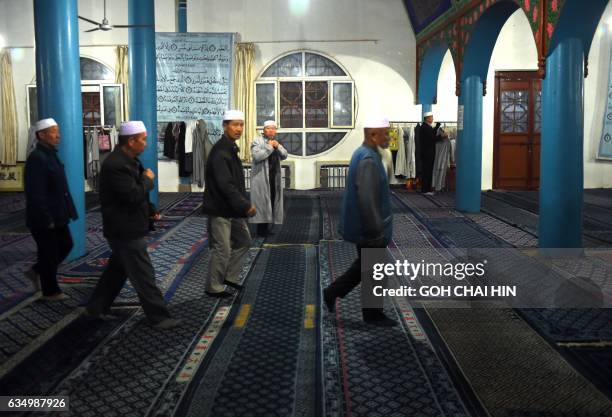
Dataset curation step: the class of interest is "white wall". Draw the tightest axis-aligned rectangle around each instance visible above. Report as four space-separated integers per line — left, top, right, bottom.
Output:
189 0 418 189
483 9 539 190
483 6 612 190
433 50 458 123
0 0 175 163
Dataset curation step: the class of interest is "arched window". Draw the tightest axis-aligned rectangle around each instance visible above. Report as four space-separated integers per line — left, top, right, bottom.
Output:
256 51 355 157
80 57 114 81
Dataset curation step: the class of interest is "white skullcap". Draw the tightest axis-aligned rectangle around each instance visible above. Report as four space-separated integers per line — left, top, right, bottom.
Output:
363 116 390 129
119 121 147 136
223 109 245 121
263 120 277 128
34 118 58 132
423 112 434 118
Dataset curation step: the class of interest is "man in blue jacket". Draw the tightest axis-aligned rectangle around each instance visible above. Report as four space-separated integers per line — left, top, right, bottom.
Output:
202 110 256 297
323 116 396 326
24 118 78 301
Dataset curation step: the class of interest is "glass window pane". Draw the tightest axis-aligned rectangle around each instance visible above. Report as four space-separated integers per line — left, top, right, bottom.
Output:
279 82 303 128
500 90 528 133
82 92 101 127
306 132 345 156
333 83 352 126
305 53 345 76
103 85 122 127
262 53 303 77
305 81 328 128
277 132 303 156
28 86 38 125
256 83 275 126
80 57 114 81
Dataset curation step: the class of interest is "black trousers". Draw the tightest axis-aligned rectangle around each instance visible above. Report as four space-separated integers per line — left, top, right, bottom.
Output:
421 153 435 193
31 225 73 296
324 244 385 315
87 238 171 323
257 175 277 236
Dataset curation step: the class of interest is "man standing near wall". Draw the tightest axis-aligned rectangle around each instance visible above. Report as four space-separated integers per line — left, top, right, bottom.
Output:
323 116 397 326
202 110 256 297
419 111 439 195
249 120 288 237
24 118 77 301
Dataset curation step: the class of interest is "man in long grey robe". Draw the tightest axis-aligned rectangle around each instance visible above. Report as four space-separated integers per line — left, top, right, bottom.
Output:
249 120 288 237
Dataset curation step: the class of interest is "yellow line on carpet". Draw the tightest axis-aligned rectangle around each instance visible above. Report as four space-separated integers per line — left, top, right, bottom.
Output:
234 304 251 328
304 304 316 329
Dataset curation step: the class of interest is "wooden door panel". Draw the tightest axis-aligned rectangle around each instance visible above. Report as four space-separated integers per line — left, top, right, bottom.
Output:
493 71 542 190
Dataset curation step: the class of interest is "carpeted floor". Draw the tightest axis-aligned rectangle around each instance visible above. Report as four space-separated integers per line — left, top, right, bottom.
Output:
1 190 612 417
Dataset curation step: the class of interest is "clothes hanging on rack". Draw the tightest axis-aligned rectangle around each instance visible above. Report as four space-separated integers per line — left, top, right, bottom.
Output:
393 126 409 177
192 120 212 188
404 127 416 178
432 128 451 192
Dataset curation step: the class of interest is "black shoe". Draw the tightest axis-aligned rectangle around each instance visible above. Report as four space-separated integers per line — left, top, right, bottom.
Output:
205 290 233 298
323 289 336 313
363 312 398 327
223 280 244 290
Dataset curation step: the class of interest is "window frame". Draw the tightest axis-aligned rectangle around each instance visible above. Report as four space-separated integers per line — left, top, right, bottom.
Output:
256 50 356 158
27 81 124 128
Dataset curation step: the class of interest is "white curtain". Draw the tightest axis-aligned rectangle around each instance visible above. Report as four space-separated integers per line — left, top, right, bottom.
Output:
115 45 129 121
0 50 18 166
233 43 256 161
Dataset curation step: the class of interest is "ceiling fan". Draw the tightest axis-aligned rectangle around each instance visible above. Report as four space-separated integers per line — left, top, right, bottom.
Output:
78 0 153 32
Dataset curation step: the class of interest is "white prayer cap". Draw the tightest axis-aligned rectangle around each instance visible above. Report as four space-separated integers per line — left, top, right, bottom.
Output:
34 118 58 132
223 109 245 121
363 115 390 129
423 111 434 118
263 120 277 128
119 121 147 136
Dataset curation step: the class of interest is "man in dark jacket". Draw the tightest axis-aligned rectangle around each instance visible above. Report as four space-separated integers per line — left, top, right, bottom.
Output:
24 118 78 301
86 121 179 329
419 111 440 195
202 110 256 297
322 116 396 327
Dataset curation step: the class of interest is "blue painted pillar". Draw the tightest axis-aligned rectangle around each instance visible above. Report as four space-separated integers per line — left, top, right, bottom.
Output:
539 38 584 248
178 2 187 33
129 0 159 206
177 1 190 186
422 103 432 117
34 0 85 260
455 75 483 213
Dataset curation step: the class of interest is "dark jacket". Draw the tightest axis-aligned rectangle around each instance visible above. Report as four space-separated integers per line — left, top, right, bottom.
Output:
339 144 392 247
24 143 78 230
419 122 440 160
202 135 251 218
99 147 156 240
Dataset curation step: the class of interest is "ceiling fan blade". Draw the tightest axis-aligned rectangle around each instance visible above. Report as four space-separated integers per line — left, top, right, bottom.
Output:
85 28 101 32
113 24 154 28
78 15 101 25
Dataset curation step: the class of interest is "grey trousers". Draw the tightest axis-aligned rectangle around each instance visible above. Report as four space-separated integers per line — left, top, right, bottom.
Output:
206 216 251 293
87 237 171 324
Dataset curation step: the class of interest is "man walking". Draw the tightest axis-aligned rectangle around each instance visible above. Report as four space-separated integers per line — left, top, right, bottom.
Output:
202 110 256 297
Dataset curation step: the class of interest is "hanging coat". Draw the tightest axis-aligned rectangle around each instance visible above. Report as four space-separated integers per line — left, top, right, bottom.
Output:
249 135 288 224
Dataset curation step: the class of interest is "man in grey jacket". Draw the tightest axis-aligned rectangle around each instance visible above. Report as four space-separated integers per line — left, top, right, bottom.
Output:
249 120 288 237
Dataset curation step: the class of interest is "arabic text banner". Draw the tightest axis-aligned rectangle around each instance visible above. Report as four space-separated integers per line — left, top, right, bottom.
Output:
156 32 234 140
